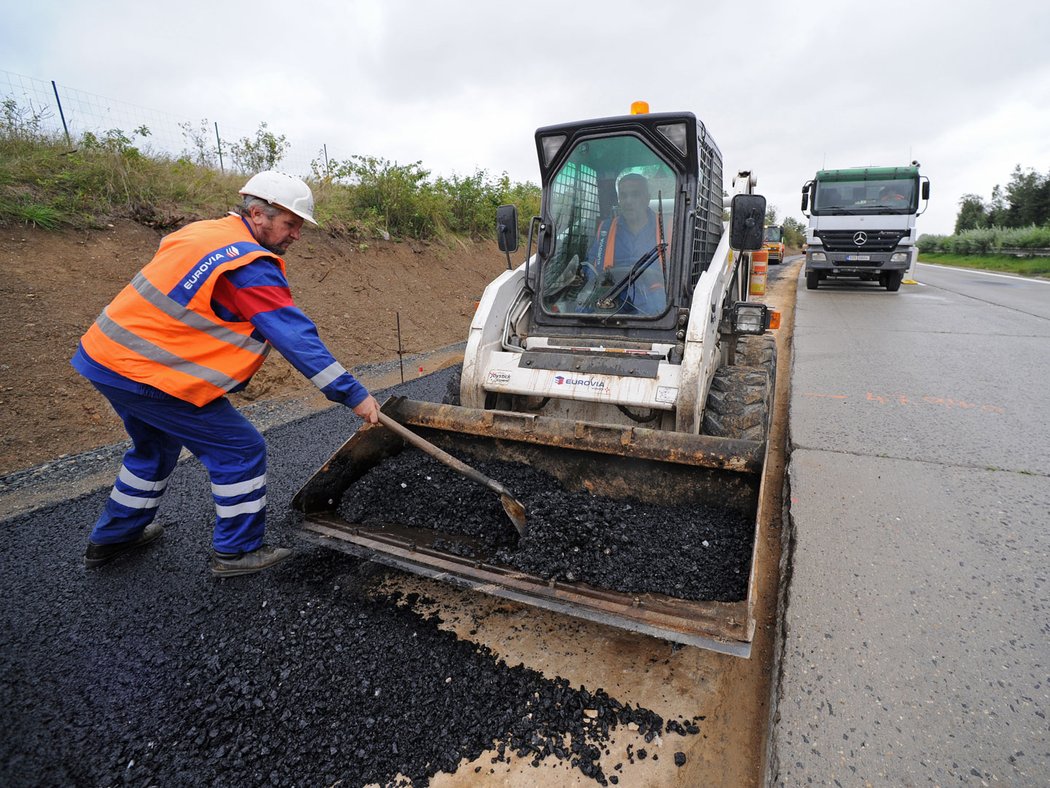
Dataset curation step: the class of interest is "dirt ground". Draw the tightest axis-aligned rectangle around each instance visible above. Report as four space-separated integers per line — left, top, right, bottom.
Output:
0 219 510 476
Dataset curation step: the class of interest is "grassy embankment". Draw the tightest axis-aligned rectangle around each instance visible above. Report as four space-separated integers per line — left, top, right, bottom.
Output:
0 112 540 240
918 253 1050 278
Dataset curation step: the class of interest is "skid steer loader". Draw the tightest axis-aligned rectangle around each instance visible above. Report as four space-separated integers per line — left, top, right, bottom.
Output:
294 107 776 656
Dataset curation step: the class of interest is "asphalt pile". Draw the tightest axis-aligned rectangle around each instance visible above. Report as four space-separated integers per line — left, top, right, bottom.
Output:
339 447 753 601
0 369 704 787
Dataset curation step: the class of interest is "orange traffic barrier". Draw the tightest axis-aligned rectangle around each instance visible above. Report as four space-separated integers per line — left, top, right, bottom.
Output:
749 250 768 296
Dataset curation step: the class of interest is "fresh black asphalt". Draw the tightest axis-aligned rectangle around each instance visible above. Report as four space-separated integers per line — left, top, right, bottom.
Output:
1 367 703 786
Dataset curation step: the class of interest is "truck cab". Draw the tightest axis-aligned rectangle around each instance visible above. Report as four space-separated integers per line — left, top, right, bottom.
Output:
801 165 930 291
530 112 724 331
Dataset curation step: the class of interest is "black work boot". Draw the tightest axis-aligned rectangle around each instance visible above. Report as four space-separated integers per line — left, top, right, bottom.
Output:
85 522 165 569
210 545 292 577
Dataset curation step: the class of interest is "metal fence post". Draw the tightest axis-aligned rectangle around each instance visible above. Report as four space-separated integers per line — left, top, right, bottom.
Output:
215 121 224 173
396 312 405 383
50 81 72 147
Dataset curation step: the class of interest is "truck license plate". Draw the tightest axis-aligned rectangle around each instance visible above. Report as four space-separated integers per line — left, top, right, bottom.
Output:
846 254 871 261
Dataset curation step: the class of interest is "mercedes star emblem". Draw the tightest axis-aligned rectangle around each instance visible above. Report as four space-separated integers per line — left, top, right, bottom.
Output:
853 231 868 246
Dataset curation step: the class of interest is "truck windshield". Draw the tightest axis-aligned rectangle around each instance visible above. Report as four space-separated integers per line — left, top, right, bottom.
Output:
763 226 783 243
539 134 677 318
814 178 917 214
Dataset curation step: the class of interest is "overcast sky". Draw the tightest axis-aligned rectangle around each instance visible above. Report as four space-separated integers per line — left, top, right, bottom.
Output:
5 0 1050 236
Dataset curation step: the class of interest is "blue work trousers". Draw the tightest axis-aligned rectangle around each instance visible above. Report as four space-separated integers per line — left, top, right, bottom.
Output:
88 382 267 554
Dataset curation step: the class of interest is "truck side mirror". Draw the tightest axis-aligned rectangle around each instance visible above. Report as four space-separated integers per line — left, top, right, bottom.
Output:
729 194 767 251
801 191 809 212
921 181 930 201
496 205 519 252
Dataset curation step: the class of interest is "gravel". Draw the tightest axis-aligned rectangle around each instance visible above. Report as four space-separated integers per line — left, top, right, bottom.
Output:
339 447 754 601
0 367 704 786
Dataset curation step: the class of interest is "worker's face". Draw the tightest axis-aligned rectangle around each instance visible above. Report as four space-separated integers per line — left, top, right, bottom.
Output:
617 178 650 227
249 205 304 254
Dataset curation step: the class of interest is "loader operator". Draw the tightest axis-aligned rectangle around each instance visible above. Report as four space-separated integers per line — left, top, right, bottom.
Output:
72 171 381 577
588 172 667 315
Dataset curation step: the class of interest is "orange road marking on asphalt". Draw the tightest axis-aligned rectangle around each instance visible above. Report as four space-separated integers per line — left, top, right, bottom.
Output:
802 391 1005 413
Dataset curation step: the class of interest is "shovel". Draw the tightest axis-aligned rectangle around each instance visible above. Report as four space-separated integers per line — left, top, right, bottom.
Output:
376 412 527 537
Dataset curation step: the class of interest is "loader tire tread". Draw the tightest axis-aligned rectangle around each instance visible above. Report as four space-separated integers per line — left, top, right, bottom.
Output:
735 333 776 368
702 339 776 442
441 365 462 406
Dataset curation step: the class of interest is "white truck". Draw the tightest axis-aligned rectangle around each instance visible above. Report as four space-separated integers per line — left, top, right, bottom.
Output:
801 164 930 291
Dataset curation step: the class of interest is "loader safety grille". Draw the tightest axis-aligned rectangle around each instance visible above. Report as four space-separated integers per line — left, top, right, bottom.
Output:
688 121 724 289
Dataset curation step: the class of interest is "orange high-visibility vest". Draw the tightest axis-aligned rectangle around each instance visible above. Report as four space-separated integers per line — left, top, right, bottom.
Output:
597 213 670 292
80 215 286 406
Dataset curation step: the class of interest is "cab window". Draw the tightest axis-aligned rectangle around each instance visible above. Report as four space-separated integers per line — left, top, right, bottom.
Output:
540 135 677 318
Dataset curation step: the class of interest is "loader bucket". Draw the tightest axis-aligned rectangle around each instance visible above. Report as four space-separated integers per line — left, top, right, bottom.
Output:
293 396 770 657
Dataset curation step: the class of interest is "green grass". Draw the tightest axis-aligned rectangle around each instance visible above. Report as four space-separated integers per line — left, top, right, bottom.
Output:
0 135 239 229
918 253 1050 277
0 124 541 241
0 198 64 229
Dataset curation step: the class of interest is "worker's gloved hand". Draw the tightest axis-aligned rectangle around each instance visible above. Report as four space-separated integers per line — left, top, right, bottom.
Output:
352 394 381 424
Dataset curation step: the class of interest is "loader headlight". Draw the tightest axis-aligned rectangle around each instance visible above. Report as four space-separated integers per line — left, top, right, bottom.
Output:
810 251 827 262
732 302 770 335
890 252 909 262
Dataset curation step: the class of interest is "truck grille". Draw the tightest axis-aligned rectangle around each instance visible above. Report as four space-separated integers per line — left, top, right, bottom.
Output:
815 229 906 252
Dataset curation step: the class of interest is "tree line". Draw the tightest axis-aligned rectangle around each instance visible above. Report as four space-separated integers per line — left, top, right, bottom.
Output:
917 164 1050 257
954 164 1050 233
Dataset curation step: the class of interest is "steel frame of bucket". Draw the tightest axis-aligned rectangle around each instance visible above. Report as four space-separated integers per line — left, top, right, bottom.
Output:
293 398 769 657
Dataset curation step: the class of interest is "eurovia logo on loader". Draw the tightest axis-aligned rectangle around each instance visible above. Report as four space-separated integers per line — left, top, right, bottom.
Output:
554 375 606 390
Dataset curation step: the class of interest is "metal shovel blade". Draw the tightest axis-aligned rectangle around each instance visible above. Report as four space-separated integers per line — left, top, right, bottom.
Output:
498 492 527 537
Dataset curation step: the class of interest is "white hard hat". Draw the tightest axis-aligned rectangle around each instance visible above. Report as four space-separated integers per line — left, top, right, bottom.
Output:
239 170 317 225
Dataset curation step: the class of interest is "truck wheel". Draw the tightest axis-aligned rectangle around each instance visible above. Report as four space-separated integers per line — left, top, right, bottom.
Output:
806 271 820 290
885 271 903 292
702 359 775 442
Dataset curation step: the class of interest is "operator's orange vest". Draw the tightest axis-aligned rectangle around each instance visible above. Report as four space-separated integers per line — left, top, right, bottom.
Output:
80 215 286 406
597 215 670 292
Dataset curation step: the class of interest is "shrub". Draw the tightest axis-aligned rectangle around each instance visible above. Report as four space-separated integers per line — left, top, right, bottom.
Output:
1010 224 1050 249
228 122 290 173
917 234 945 253
921 224 1050 256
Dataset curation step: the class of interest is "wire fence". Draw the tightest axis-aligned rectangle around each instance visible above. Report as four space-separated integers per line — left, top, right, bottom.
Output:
0 69 330 177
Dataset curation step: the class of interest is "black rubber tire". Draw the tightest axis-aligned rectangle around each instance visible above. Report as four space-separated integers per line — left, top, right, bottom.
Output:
701 340 776 442
885 270 903 292
734 333 777 369
441 365 462 405
805 271 820 290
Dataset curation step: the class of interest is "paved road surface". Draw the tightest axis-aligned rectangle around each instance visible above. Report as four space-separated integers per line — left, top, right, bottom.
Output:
771 264 1050 784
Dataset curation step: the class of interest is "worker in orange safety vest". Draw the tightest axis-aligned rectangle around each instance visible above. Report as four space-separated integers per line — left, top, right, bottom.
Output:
72 171 380 576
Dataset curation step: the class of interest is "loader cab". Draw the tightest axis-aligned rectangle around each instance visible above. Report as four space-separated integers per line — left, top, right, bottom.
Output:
529 112 723 338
